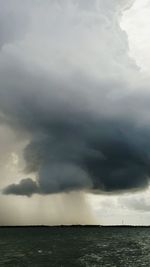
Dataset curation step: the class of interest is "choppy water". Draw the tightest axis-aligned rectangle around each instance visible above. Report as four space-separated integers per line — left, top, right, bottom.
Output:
0 226 150 266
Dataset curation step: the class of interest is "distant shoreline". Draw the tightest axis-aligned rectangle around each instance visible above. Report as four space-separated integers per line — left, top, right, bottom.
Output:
0 225 150 228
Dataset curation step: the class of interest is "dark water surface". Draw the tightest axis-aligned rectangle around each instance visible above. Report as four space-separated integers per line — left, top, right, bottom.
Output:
0 226 150 266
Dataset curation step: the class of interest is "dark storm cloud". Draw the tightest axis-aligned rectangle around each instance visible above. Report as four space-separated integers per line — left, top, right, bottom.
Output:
3 178 39 197
2 71 150 196
2 0 150 197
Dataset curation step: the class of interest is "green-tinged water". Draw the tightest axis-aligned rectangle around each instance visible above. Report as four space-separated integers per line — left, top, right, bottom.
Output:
0 226 150 266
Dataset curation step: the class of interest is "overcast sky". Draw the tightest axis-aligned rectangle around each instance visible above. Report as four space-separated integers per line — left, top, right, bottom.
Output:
0 0 150 225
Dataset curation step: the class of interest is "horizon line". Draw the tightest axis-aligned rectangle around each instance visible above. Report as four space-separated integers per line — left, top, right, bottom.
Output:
0 224 150 228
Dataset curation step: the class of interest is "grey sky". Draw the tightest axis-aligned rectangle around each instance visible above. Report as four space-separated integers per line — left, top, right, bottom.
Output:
0 0 150 225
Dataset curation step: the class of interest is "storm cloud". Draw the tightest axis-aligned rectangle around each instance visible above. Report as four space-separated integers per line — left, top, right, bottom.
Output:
1 0 150 197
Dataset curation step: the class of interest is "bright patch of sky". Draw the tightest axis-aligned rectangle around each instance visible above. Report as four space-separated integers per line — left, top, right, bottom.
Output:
121 0 150 73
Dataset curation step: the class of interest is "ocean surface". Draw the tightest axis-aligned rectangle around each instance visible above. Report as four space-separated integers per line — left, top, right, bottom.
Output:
0 226 150 266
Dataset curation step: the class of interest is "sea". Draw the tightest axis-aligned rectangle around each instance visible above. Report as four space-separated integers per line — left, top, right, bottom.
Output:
0 226 150 266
